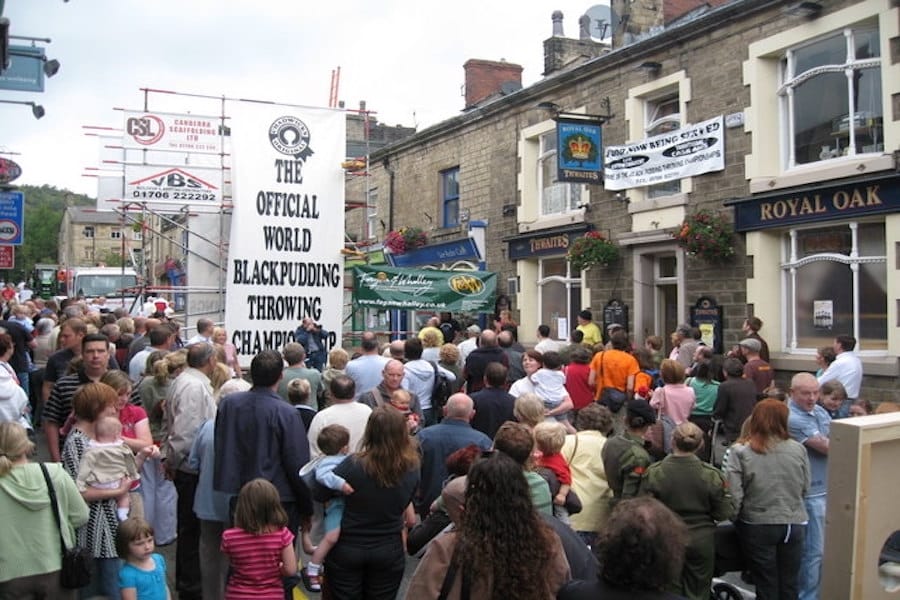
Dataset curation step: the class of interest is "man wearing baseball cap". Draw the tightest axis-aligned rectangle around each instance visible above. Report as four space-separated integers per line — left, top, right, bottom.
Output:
739 338 773 398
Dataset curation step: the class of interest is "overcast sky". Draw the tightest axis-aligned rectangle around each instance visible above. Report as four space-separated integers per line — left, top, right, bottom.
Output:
2 0 601 196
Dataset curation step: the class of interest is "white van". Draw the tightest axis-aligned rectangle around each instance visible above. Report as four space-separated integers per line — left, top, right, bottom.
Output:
67 267 142 314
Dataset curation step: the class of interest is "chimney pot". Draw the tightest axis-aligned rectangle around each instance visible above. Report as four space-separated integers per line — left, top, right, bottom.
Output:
552 10 564 37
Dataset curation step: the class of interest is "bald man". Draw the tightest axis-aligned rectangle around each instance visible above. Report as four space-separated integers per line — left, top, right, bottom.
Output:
414 393 492 517
787 372 830 600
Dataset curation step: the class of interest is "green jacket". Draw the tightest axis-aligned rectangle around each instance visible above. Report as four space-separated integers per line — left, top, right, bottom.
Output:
640 454 735 529
0 462 89 583
601 430 652 500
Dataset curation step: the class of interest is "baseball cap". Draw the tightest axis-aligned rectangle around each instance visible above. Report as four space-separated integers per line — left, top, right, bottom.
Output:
739 338 761 353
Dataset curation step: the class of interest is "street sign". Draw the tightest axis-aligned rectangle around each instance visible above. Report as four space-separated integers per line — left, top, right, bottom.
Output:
0 45 45 93
0 246 13 269
0 157 22 185
0 190 24 245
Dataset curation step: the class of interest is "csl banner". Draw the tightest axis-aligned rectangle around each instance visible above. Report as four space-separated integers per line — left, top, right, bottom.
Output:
353 265 496 312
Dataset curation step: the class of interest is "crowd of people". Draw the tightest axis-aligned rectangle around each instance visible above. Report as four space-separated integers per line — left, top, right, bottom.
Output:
0 299 892 599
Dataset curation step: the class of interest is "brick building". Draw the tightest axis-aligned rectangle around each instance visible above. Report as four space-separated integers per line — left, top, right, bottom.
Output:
346 0 900 400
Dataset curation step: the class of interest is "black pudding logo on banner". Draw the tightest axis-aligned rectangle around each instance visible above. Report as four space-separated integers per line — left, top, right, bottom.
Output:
268 116 314 161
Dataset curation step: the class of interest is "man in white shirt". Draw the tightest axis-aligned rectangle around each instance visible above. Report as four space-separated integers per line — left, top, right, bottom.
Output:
456 324 480 366
186 318 215 345
307 375 372 459
817 334 862 414
534 324 561 354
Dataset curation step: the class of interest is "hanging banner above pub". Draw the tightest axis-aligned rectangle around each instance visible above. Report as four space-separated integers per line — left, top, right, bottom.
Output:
604 115 724 191
353 265 496 313
556 118 603 184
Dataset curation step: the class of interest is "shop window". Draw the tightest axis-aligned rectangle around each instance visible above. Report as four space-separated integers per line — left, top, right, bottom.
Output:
783 221 887 352
539 130 582 216
441 167 460 227
780 25 882 168
538 256 581 340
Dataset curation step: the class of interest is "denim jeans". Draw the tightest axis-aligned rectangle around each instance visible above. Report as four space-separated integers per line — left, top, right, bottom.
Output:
736 520 805 600
799 494 826 600
78 557 121 600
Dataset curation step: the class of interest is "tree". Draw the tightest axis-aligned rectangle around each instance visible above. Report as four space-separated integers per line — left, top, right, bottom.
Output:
8 185 94 283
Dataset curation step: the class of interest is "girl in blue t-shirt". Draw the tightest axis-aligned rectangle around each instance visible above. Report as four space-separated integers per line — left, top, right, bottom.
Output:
117 517 170 600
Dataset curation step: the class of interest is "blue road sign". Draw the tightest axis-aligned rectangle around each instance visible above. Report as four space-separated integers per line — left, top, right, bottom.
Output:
0 191 25 246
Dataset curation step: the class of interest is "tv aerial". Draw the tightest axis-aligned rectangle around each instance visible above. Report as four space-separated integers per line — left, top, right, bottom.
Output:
585 3 619 44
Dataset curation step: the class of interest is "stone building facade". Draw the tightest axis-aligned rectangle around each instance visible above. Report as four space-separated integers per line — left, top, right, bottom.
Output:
347 0 899 400
58 206 140 268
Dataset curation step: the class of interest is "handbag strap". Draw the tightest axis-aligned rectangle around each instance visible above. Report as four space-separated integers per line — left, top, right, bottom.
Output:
39 462 69 552
565 433 580 464
437 545 472 600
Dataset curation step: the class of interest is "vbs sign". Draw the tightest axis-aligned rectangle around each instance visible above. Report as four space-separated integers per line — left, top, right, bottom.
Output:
353 266 496 313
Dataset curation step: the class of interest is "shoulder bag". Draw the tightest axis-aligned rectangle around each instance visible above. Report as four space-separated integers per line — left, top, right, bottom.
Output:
39 463 92 589
597 352 627 413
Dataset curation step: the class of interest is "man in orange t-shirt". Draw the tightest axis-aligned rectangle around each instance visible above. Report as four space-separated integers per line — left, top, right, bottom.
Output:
588 330 639 400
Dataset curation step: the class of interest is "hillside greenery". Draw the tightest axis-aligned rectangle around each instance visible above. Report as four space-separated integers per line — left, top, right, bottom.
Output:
3 184 94 282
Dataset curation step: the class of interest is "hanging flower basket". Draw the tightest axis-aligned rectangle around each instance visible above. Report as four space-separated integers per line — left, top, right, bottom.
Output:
567 231 620 271
384 227 428 254
673 209 736 263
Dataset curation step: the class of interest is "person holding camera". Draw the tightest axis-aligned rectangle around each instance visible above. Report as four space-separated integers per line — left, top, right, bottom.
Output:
296 317 328 372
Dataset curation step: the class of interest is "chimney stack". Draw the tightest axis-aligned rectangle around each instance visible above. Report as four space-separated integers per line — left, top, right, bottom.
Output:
463 59 523 109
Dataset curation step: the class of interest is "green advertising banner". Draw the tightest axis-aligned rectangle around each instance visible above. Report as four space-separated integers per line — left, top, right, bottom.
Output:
353 266 496 312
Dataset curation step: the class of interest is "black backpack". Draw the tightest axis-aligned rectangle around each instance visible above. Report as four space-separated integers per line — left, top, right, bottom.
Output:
430 361 453 418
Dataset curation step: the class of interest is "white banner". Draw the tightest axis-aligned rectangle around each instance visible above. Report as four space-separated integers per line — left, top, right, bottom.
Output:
124 164 223 210
122 110 223 154
226 104 345 360
603 115 725 191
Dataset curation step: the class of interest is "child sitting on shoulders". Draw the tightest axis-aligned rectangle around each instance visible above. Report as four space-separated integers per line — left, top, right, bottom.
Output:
532 421 575 524
530 351 575 433
76 416 157 521
388 388 421 434
301 424 354 593
117 517 171 600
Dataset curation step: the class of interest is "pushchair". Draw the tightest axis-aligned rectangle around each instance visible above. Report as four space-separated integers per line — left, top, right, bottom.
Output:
711 522 753 599
708 420 754 599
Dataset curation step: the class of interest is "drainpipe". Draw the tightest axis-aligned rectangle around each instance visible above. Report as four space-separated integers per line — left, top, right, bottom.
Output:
383 157 395 232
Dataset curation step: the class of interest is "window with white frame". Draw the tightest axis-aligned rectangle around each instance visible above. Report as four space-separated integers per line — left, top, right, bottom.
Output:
780 24 882 168
441 167 460 227
644 91 682 198
110 229 122 240
132 229 142 241
782 221 886 352
366 187 378 240
539 130 582 216
538 256 581 340
83 226 95 238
